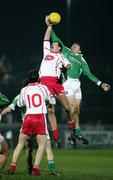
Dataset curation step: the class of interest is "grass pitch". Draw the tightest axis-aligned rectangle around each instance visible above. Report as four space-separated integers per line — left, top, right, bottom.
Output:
1 148 113 180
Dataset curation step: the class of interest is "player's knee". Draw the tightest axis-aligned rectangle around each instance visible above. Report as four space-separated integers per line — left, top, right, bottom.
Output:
5 149 9 157
73 106 79 115
65 108 70 115
48 107 55 114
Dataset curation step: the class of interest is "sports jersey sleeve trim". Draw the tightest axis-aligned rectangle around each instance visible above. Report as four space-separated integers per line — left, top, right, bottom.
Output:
97 81 102 86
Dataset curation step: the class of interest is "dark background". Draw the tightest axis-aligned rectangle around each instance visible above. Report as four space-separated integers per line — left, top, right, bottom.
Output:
0 0 113 124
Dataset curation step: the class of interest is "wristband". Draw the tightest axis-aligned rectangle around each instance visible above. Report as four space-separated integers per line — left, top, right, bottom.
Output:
97 81 102 86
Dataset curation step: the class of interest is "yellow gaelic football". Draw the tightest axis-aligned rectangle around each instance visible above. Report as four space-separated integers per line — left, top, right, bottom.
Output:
49 12 61 24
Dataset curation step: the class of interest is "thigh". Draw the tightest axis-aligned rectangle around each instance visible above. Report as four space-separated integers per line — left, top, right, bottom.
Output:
57 93 69 109
1 139 9 154
67 95 81 112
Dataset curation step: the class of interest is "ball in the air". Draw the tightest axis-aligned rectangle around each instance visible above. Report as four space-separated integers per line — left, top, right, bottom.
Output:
49 12 61 24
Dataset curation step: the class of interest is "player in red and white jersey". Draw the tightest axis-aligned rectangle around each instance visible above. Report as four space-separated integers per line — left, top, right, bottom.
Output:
39 41 70 78
8 69 55 176
17 82 55 115
38 17 72 146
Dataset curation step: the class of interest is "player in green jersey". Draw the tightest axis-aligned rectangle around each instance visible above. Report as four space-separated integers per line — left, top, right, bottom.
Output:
0 92 10 171
50 30 110 145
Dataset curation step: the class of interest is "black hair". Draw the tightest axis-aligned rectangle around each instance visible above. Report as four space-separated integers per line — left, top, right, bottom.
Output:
53 41 63 51
22 69 39 87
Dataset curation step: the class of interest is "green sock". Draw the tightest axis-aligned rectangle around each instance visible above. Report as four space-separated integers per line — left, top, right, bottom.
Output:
48 160 55 172
75 128 81 136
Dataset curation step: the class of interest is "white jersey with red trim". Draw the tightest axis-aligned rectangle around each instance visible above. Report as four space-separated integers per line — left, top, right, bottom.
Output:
17 82 55 114
39 41 71 78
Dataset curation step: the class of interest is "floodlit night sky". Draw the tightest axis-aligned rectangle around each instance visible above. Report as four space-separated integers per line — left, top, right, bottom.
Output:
0 0 113 61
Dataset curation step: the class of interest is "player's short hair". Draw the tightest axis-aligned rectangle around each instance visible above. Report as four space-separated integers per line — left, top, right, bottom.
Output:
53 41 62 51
71 42 80 47
23 69 39 87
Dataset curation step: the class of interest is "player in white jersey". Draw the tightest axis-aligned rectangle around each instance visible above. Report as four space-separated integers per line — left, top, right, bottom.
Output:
1 98 59 176
8 69 56 176
39 18 72 146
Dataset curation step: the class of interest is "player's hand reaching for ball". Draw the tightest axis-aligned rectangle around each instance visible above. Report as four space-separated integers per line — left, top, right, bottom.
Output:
45 12 61 26
45 15 52 26
101 83 110 92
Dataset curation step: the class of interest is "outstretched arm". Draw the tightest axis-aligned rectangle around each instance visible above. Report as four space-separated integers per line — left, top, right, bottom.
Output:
81 57 110 91
0 95 19 121
44 25 52 41
50 30 71 56
1 106 12 116
51 30 64 47
44 15 53 40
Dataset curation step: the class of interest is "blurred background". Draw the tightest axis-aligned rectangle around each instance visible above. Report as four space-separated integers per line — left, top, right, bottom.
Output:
0 0 113 148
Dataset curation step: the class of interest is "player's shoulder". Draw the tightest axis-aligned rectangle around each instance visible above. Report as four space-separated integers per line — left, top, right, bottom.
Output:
59 52 67 60
20 86 28 93
79 54 87 63
39 84 49 91
12 94 19 102
66 46 71 51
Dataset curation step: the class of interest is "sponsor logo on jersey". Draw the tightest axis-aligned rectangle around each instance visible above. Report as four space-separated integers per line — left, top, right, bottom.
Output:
44 55 54 61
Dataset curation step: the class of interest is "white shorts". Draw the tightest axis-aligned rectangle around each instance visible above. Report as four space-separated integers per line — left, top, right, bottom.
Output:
63 77 82 99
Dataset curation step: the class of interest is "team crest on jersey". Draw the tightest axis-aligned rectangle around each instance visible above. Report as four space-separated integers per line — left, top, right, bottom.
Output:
44 55 54 60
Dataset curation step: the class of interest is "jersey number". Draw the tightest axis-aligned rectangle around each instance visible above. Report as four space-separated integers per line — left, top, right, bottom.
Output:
27 94 42 108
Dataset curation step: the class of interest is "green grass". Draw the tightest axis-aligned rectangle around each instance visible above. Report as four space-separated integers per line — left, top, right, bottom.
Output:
1 149 113 180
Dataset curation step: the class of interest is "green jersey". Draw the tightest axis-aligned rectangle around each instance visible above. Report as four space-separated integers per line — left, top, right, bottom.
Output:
51 31 101 85
9 95 26 122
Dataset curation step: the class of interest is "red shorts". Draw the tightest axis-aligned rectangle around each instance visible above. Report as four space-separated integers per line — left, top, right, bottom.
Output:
20 114 46 136
40 76 64 95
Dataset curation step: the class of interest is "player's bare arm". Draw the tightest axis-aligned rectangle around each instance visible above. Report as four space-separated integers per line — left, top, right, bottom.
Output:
44 17 52 41
1 106 12 116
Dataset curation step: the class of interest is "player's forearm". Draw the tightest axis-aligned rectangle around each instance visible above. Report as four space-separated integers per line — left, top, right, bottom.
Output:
44 26 52 41
85 72 100 84
1 107 12 116
83 69 110 91
51 30 70 55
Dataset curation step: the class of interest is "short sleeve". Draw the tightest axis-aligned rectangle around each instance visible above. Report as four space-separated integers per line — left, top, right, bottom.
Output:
43 41 50 57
